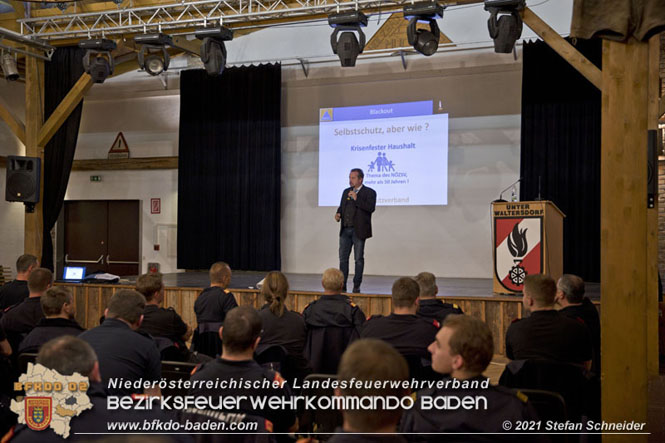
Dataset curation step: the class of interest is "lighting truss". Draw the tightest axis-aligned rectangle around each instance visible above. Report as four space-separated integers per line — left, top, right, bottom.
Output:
0 26 55 61
18 0 418 40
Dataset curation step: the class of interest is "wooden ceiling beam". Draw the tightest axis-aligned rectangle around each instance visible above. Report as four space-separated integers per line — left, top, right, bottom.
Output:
72 156 179 170
37 73 93 147
0 96 25 144
0 155 179 170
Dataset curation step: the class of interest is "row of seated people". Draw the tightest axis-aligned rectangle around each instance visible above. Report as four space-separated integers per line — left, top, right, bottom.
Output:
0 259 463 394
190 263 462 379
7 308 541 442
0 256 602 435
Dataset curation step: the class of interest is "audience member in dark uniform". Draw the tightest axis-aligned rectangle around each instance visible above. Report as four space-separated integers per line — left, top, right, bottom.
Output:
258 271 311 384
135 272 198 362
8 335 191 443
555 274 601 374
0 325 12 397
18 286 84 354
189 306 297 433
506 274 592 368
327 339 409 443
414 271 463 322
400 315 542 442
0 328 10 357
303 268 366 374
80 289 161 396
361 277 439 361
0 268 51 353
0 254 38 311
192 262 238 358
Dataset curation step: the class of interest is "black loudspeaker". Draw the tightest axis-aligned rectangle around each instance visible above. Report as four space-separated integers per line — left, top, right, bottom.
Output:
5 156 41 203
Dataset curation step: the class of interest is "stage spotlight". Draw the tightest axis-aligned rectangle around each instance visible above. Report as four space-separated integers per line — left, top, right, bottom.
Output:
403 2 445 56
484 0 525 53
1 52 18 81
328 11 367 67
135 33 172 76
79 38 117 84
195 26 233 76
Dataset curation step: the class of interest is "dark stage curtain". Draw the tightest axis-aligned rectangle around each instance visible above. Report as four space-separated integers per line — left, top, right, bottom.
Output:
520 39 601 282
41 47 86 271
177 64 281 271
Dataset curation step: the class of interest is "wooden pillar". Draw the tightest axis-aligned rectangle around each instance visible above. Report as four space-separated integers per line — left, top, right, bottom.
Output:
24 56 44 259
646 35 661 378
600 37 652 442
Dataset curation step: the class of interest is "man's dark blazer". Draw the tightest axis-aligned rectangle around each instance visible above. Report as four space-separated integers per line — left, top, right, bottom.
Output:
336 185 377 240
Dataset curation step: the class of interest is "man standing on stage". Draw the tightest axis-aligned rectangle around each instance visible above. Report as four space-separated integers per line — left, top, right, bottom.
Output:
335 168 376 293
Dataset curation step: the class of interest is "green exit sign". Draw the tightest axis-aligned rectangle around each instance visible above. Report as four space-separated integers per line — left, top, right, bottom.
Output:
90 175 102 182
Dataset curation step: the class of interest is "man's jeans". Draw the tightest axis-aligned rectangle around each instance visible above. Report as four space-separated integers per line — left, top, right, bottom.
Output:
339 227 365 290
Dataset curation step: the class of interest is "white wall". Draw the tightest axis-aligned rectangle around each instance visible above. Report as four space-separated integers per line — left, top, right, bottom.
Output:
64 94 180 273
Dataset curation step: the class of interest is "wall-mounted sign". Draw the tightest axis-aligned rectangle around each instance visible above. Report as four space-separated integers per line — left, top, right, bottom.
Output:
151 198 161 214
108 132 130 159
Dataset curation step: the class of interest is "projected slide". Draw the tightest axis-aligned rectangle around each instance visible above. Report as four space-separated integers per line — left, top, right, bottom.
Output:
318 100 448 206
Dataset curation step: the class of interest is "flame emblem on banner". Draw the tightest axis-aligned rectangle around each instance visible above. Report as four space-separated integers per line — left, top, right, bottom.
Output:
507 224 528 258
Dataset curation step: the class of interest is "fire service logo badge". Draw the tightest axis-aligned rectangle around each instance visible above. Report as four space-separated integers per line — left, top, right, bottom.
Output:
494 217 543 292
25 397 52 431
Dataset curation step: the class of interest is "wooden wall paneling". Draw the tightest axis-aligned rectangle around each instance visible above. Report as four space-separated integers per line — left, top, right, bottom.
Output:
485 301 503 355
165 289 178 310
75 286 86 328
101 286 114 319
285 293 297 312
351 296 370 318
298 294 318 312
236 290 258 308
180 290 198 328
462 298 484 321
503 301 520 327
86 287 100 330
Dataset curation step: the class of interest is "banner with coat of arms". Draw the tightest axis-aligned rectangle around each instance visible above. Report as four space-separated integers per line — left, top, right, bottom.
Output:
494 217 543 292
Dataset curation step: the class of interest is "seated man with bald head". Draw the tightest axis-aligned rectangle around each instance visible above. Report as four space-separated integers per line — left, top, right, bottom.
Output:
79 289 161 396
303 268 366 374
192 261 238 358
414 272 463 323
555 274 600 373
506 274 592 368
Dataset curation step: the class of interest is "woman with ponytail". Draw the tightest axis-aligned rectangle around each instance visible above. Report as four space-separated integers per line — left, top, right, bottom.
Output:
259 271 311 384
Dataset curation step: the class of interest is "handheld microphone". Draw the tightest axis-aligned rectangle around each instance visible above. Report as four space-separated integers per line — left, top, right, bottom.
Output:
494 177 523 203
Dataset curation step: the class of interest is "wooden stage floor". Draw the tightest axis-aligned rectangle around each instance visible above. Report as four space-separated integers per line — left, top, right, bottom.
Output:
118 271 601 299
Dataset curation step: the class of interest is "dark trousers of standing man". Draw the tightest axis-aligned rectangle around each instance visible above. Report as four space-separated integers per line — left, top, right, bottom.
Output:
339 227 365 292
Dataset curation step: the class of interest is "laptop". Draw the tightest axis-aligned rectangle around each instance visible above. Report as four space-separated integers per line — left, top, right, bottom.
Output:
61 266 86 283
